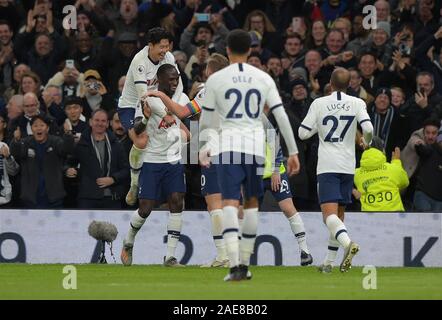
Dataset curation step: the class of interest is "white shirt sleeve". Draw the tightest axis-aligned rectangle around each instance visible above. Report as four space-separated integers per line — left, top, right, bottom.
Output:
132 60 148 100
298 100 318 140
199 78 217 150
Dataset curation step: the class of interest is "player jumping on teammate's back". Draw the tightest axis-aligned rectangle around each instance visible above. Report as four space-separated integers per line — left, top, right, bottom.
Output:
199 30 301 281
146 53 231 268
120 64 190 267
117 28 183 207
299 68 373 273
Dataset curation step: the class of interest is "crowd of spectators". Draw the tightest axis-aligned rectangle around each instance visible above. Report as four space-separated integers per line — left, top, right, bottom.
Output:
0 0 441 211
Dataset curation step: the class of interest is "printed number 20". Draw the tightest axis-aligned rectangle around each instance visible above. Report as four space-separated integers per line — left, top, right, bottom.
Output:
225 89 261 119
323 115 355 142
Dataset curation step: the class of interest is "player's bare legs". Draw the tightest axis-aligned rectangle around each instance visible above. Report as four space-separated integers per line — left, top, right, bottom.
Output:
163 192 185 267
320 203 359 273
278 198 312 266
121 199 155 266
201 193 229 267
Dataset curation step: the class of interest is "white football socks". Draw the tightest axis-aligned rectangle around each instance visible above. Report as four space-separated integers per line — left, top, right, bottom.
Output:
129 145 144 188
240 208 259 266
238 217 244 238
324 232 340 266
325 214 351 249
209 209 227 261
287 212 309 254
125 210 146 244
222 206 240 268
166 212 183 259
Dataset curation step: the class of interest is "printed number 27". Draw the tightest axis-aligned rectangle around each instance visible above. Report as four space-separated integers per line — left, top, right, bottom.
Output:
323 115 355 142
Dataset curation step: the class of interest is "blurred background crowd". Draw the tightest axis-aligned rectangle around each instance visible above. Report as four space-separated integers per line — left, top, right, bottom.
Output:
0 0 441 211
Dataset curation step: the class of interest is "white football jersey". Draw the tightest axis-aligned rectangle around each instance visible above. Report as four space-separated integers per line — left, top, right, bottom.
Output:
301 91 371 175
118 46 178 108
191 86 221 156
202 63 283 158
143 93 190 163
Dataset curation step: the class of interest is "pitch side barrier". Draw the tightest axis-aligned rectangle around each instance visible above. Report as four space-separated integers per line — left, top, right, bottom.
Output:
0 210 441 266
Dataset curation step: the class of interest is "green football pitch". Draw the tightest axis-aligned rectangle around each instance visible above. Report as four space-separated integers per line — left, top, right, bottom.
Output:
1 264 441 300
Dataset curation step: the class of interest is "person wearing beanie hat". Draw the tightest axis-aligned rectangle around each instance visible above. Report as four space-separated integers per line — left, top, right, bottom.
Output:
354 134 409 212
376 21 391 38
290 78 308 91
375 87 392 101
370 86 410 161
360 21 392 70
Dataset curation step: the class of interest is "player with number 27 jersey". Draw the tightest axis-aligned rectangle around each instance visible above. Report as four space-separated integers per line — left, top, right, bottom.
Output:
300 91 371 175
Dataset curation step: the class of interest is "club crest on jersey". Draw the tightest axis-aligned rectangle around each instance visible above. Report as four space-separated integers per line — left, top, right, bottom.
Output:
137 65 145 74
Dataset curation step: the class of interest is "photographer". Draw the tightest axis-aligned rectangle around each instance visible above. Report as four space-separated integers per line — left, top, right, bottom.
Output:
80 69 116 119
381 45 417 98
179 19 227 59
45 60 85 99
184 40 209 82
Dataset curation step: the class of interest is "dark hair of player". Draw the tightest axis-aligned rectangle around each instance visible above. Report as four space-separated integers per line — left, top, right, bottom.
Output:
330 67 350 91
157 63 177 78
147 27 172 45
227 29 251 55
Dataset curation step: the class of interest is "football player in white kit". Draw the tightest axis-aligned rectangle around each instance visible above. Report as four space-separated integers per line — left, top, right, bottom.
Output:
120 64 190 267
117 27 183 206
298 68 373 273
146 53 231 268
199 29 301 281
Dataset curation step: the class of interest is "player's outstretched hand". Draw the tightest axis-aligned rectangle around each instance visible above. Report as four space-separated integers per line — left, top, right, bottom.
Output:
287 154 300 176
199 149 211 168
143 90 165 99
